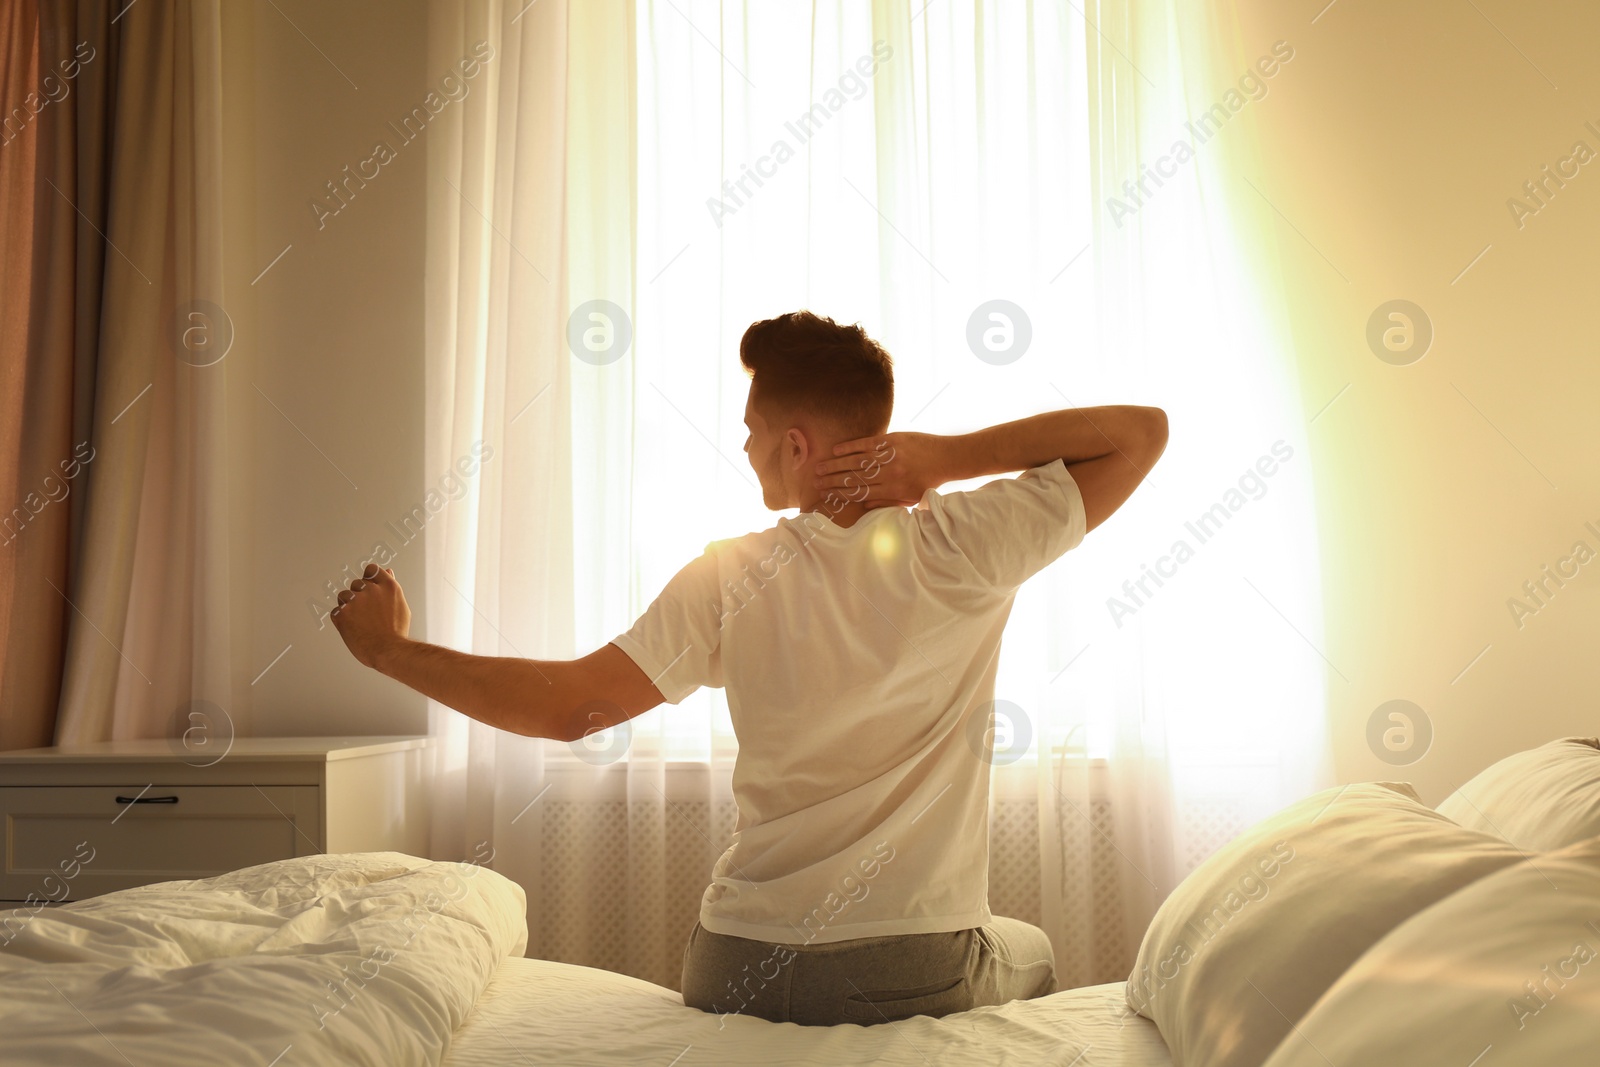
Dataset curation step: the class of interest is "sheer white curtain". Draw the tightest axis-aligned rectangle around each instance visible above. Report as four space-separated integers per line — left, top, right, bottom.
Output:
425 0 728 986
1053 0 1333 980
425 0 1329 990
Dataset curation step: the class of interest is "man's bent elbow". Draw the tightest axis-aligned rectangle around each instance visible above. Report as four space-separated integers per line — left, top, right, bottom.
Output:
502 701 585 742
1143 406 1169 446
545 708 586 743
1132 406 1169 470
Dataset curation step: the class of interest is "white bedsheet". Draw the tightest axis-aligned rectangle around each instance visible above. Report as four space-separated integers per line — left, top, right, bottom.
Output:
443 956 1171 1067
0 852 527 1067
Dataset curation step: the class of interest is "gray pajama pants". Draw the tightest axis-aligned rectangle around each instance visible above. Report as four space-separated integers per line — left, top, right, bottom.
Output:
680 915 1058 1027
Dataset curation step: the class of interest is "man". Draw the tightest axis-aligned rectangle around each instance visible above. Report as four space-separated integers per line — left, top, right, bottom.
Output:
331 310 1167 1027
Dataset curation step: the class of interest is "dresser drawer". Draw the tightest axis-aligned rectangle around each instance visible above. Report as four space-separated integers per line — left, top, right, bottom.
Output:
0 785 322 901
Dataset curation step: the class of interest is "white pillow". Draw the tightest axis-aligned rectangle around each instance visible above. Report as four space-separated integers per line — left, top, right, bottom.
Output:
1436 737 1600 851
1262 834 1600 1067
1127 781 1524 1067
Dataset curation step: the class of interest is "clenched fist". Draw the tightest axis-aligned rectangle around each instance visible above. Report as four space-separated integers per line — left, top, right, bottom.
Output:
330 563 412 669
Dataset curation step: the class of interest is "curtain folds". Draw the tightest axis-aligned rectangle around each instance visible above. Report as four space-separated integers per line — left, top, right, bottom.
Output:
425 0 1329 990
0 1 229 750
0 0 57 751
427 0 726 987
1063 0 1333 978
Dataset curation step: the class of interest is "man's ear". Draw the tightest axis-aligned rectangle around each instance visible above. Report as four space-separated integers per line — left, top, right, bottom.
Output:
783 426 811 470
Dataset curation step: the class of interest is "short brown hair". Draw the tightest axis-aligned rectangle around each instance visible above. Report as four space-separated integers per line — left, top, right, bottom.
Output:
739 311 894 437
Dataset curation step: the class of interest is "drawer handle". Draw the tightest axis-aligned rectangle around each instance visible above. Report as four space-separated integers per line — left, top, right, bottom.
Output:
115 795 179 805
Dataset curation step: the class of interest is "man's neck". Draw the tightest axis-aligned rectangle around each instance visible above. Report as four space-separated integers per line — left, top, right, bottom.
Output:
801 493 871 529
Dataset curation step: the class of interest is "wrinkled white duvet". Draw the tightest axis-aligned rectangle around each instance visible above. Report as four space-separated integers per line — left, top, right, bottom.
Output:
0 852 527 1067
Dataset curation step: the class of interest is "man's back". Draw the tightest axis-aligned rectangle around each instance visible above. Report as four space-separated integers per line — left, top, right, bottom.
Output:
611 458 1088 945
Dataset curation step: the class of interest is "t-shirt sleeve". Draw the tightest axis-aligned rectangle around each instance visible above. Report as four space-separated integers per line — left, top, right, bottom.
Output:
609 547 725 704
920 458 1089 592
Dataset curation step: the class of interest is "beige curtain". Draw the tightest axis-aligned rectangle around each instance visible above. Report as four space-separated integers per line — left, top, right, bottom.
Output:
0 1 228 749
1 0 78 752
0 0 44 750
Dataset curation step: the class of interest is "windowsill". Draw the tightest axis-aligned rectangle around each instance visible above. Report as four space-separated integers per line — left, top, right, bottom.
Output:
533 752 1113 771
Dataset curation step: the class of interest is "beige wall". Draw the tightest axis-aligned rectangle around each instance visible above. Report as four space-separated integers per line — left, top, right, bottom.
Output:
221 1 431 737
1234 2 1600 800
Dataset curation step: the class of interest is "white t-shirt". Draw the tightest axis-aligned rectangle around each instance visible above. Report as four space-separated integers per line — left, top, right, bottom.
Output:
610 458 1088 945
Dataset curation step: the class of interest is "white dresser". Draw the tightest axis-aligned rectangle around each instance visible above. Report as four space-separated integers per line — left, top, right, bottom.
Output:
0 736 429 902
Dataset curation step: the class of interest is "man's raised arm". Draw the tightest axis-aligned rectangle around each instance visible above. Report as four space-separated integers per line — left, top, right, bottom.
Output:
329 565 665 740
815 405 1169 532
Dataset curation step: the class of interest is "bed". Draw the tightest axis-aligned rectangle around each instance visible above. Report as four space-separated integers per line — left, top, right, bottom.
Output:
443 957 1167 1066
0 849 1168 1067
3 737 1598 1067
